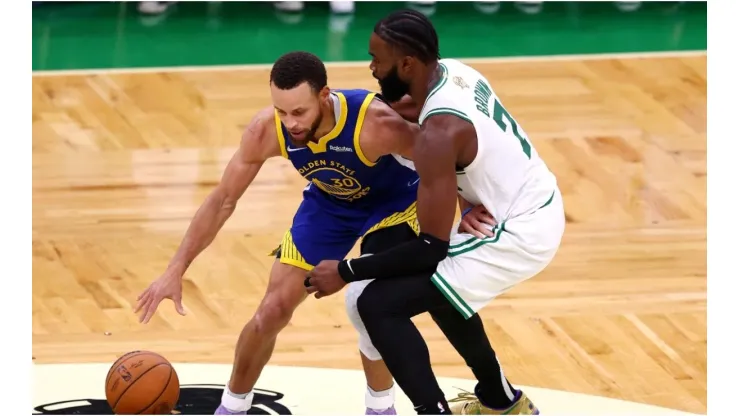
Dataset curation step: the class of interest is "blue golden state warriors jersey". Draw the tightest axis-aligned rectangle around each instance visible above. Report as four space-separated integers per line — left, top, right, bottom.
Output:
274 88 419 209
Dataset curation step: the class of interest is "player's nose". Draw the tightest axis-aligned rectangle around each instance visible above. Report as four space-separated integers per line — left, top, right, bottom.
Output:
284 118 299 130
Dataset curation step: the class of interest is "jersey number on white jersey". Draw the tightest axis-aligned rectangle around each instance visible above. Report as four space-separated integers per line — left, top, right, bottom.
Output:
473 80 532 159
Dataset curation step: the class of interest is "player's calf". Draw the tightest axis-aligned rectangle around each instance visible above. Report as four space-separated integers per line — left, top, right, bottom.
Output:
346 279 397 415
357 277 452 415
217 261 308 415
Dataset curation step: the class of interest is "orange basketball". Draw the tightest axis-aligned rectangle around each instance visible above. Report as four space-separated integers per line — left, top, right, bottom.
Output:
105 350 180 415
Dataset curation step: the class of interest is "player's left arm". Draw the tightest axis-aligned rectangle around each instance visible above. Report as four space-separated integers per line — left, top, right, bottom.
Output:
409 116 460 240
337 115 464 282
358 98 419 161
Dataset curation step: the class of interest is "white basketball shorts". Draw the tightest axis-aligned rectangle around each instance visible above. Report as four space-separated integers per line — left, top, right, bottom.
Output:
433 189 565 319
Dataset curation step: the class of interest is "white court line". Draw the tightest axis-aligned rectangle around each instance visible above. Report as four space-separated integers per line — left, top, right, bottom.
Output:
31 49 707 77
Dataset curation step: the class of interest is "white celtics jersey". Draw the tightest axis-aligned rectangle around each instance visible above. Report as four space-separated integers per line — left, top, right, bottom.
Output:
419 58 558 221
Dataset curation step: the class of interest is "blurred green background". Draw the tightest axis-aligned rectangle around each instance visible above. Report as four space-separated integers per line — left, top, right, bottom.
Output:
32 1 707 71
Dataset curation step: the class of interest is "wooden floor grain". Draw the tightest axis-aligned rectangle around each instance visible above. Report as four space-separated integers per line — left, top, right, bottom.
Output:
32 55 707 414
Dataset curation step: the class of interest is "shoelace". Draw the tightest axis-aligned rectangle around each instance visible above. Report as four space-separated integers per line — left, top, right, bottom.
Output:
447 388 479 412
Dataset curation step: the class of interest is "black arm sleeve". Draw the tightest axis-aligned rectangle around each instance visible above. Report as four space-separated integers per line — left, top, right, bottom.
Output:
338 232 449 282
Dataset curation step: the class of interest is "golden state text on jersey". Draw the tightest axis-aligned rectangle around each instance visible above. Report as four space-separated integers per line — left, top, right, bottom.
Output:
274 89 419 207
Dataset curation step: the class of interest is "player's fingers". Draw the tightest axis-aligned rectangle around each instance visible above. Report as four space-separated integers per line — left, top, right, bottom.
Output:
480 213 497 226
137 303 151 323
459 219 472 233
134 291 150 313
141 306 157 324
306 285 319 295
174 297 187 316
140 296 160 324
314 291 327 299
138 298 152 323
461 220 486 238
136 287 150 302
474 221 495 237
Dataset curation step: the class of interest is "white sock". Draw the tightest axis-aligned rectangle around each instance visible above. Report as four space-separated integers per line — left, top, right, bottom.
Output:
365 384 395 410
221 384 254 412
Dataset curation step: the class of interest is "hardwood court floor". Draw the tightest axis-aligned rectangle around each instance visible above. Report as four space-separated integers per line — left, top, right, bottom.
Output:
32 54 707 414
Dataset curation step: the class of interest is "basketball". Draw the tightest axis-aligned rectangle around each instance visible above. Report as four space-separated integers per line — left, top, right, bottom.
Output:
105 350 180 415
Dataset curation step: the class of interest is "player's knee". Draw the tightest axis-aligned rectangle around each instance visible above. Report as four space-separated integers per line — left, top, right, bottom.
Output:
345 281 383 360
345 280 372 327
356 283 386 324
359 336 383 361
252 296 295 336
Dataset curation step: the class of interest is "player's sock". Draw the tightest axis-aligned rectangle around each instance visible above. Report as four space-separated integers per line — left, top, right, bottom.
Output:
414 401 451 414
467 336 518 409
429 309 519 410
468 351 518 409
220 385 253 413
475 381 519 410
366 384 395 411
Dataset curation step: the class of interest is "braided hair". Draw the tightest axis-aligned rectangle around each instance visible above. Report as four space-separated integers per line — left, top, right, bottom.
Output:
374 9 440 64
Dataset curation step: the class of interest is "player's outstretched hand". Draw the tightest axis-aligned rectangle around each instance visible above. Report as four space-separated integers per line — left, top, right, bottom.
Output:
305 260 346 299
459 205 497 238
134 269 187 324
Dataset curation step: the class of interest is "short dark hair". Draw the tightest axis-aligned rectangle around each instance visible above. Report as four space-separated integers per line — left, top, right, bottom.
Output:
270 51 328 93
374 9 440 64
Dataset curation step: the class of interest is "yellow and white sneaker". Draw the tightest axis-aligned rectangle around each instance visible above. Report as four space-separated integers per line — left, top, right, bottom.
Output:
448 390 539 415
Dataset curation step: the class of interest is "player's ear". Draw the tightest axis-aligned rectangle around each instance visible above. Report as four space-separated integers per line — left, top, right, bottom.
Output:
400 56 414 76
318 85 330 100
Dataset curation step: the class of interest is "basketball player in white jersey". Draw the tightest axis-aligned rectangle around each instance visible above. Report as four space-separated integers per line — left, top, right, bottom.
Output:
305 9 564 415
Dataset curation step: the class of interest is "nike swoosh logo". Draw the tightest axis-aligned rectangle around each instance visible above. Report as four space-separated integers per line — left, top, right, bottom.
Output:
287 146 307 152
407 178 420 186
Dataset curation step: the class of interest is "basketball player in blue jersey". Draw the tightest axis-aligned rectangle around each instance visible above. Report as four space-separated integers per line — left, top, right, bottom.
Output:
134 51 421 415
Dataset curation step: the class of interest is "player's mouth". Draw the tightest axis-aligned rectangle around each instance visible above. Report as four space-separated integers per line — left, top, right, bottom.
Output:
290 131 307 140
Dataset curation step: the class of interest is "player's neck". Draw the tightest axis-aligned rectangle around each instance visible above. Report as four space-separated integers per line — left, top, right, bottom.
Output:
314 95 338 139
409 62 441 105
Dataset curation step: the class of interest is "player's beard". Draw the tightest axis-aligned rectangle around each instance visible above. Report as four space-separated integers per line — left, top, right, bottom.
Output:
288 113 322 146
377 65 410 103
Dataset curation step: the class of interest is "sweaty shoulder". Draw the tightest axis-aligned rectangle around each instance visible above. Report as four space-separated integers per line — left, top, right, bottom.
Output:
356 97 418 164
239 106 282 163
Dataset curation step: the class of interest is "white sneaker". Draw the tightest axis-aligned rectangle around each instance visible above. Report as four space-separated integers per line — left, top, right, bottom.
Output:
614 1 642 12
514 1 543 15
274 1 304 12
330 1 354 14
407 1 436 17
137 1 176 15
474 1 501 14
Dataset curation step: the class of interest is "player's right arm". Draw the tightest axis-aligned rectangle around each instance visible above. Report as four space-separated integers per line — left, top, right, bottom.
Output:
166 108 279 275
134 107 281 323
